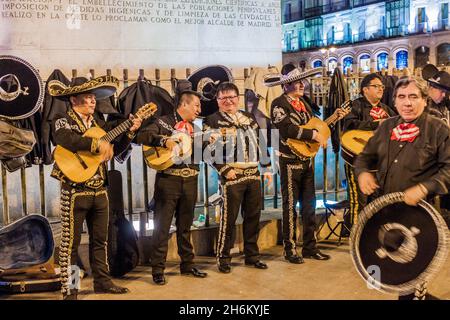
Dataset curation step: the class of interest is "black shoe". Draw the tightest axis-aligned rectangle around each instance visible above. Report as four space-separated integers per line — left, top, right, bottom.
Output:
94 283 130 294
303 251 330 260
181 267 208 278
284 254 304 264
218 262 231 273
152 274 166 285
245 260 268 269
63 289 78 300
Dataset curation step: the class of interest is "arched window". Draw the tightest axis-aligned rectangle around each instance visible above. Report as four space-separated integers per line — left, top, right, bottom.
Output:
436 43 450 66
359 54 371 72
328 58 338 73
377 52 388 71
342 56 353 74
414 46 430 68
313 60 323 68
396 50 408 69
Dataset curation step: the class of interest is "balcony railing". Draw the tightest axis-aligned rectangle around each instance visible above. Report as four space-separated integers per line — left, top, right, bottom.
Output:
288 28 387 51
386 26 408 37
351 0 385 8
283 11 304 23
304 0 350 18
302 0 387 19
304 39 325 49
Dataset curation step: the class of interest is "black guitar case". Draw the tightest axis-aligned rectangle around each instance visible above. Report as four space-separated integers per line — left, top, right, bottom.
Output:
107 170 139 277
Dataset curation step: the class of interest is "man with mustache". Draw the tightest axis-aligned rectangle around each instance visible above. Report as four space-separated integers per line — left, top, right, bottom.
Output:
355 76 450 300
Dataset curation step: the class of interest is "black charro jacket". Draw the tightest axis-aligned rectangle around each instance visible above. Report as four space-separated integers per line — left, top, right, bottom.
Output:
136 111 200 171
51 107 135 187
203 110 270 178
354 112 450 196
343 96 396 132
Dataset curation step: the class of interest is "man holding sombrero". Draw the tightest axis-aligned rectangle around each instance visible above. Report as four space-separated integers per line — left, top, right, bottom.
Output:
48 75 142 300
266 63 334 264
355 76 450 299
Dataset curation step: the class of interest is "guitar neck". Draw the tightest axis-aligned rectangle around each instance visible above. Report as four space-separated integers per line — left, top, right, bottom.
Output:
324 113 340 127
102 119 133 143
324 101 351 127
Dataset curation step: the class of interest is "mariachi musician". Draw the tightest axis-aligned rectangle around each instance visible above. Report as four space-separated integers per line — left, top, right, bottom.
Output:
136 83 207 285
422 64 450 126
355 76 450 299
267 63 346 263
203 82 270 273
341 73 396 231
49 76 142 300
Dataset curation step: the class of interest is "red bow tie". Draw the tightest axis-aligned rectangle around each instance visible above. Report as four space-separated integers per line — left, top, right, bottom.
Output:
290 100 307 113
370 106 389 120
174 120 193 136
390 123 420 143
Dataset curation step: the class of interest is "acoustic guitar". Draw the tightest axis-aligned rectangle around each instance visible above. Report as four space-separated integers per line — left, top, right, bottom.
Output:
54 103 157 183
143 127 236 171
287 100 352 158
340 130 374 166
143 132 192 171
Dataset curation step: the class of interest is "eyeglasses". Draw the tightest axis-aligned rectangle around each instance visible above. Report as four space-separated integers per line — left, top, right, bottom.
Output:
217 95 238 101
368 84 385 90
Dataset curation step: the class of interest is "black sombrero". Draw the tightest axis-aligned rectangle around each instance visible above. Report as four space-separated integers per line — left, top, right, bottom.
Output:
422 64 450 92
0 55 44 120
350 192 448 295
48 75 119 100
187 65 233 117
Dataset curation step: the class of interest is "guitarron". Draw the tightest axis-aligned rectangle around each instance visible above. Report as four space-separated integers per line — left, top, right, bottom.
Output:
287 100 352 158
54 103 157 183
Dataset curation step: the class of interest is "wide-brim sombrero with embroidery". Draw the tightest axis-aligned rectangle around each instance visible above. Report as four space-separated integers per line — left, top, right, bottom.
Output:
48 75 119 100
0 55 44 120
263 67 323 87
187 65 233 117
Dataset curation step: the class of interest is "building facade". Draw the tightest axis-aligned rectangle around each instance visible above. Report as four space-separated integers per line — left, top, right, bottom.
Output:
282 0 450 72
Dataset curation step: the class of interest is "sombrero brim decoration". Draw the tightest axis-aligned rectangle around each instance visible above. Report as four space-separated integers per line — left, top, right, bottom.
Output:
187 65 233 117
48 75 119 100
350 192 448 295
0 55 44 120
263 67 323 87
422 64 450 92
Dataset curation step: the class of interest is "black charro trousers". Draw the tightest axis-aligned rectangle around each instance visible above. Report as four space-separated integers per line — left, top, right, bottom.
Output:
279 157 318 256
216 174 262 264
151 173 197 275
59 183 112 295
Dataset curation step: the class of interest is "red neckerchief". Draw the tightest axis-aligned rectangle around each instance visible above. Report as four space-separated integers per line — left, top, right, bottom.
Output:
290 99 307 113
390 123 420 143
369 106 389 120
174 120 193 136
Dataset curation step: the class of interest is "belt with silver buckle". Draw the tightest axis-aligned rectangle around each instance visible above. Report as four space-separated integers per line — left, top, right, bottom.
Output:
163 168 199 178
233 167 258 176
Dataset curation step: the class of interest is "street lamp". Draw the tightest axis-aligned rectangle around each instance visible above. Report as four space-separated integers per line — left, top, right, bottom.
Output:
320 47 337 75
